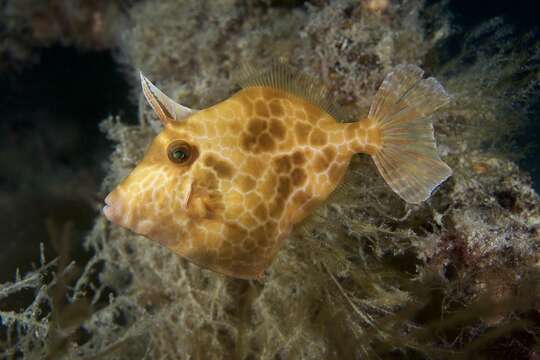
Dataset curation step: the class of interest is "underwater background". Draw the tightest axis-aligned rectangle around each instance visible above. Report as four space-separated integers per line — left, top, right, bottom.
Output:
1 0 539 359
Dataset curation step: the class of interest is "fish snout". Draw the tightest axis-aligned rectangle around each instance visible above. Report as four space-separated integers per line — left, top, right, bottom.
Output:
103 190 125 225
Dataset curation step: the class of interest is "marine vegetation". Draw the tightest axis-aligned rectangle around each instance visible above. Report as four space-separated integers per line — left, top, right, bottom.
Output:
1 0 539 359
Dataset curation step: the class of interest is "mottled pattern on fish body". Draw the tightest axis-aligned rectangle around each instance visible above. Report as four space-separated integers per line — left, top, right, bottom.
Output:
104 64 452 279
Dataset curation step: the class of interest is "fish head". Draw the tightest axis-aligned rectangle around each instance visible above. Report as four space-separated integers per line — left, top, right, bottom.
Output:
103 121 204 241
103 74 283 279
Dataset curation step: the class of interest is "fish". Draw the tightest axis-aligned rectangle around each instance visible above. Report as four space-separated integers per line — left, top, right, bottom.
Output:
103 63 452 279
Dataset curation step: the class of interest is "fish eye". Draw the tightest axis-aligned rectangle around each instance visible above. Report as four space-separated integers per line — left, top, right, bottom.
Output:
167 141 197 165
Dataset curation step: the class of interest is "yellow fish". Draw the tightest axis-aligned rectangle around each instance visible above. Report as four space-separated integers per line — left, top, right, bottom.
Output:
103 63 451 279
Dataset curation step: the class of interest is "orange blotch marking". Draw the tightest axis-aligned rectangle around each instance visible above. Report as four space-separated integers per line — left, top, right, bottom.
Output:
345 124 356 141
242 212 259 229
248 117 268 135
312 153 330 173
204 220 223 236
277 176 292 199
228 119 243 133
241 133 257 152
220 179 233 191
274 155 292 174
258 133 276 152
323 146 336 162
255 100 270 117
305 106 323 122
268 100 284 117
291 168 307 187
292 151 306 165
236 175 257 192
245 192 263 210
225 223 248 243
224 203 245 221
243 156 264 177
251 226 268 244
253 203 268 221
226 189 244 205
187 197 210 219
197 168 219 188
356 128 367 143
240 98 254 117
203 154 235 178
265 219 277 234
310 128 328 146
269 199 284 219
295 109 307 120
242 237 258 252
269 118 286 140
218 238 236 259
295 122 312 143
259 174 277 199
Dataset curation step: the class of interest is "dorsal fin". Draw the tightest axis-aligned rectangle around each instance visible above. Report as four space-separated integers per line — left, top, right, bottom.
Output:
237 61 346 120
140 72 196 124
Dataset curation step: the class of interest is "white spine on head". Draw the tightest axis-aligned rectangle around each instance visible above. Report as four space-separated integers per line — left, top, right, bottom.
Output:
140 72 196 124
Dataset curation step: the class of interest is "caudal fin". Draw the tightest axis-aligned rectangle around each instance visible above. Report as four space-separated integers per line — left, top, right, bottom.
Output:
369 64 452 204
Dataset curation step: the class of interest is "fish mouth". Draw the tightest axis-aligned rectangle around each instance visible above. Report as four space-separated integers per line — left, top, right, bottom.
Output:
102 190 157 237
102 194 111 217
102 191 123 224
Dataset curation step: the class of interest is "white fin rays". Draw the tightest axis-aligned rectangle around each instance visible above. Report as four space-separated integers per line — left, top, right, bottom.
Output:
237 60 350 121
368 64 452 204
140 72 196 125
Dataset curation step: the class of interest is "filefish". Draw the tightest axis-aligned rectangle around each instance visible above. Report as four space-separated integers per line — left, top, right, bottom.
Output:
103 63 452 279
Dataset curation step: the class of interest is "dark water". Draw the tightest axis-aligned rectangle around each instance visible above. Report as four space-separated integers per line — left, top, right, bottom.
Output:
446 0 540 190
450 0 540 188
0 46 135 282
448 0 536 28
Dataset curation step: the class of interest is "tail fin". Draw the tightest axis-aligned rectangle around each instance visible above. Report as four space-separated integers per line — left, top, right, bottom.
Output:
369 64 452 204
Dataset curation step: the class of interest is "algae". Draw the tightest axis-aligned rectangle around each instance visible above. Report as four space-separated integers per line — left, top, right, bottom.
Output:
1 0 540 359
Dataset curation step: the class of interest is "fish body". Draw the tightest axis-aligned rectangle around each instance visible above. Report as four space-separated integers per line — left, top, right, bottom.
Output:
104 64 451 279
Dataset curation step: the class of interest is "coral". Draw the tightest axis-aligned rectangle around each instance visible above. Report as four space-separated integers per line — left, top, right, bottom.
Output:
2 0 540 359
